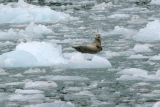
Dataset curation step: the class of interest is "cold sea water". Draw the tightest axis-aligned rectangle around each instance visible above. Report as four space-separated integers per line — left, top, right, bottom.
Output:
1 0 160 107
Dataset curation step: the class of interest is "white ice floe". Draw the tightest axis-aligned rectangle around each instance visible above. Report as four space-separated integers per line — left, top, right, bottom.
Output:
0 0 72 23
133 44 151 53
150 55 160 61
9 73 24 77
15 89 43 94
9 94 45 102
0 69 8 75
107 26 136 37
108 14 130 19
0 23 52 40
24 81 57 89
0 41 111 68
25 101 74 107
128 54 149 59
153 101 160 107
40 75 89 81
151 0 160 5
105 51 120 59
133 20 160 42
92 2 116 10
24 68 46 74
117 68 160 81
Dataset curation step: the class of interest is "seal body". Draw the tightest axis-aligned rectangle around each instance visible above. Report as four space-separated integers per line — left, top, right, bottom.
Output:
72 34 102 54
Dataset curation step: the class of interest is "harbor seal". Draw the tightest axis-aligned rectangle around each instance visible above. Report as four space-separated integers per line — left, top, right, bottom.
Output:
72 34 102 54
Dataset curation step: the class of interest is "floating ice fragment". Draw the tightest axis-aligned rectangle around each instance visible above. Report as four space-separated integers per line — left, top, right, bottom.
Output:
153 101 160 107
0 0 72 23
133 20 160 42
117 68 160 81
108 14 130 19
92 2 116 10
128 54 149 59
24 81 57 89
24 68 46 74
151 0 160 5
40 75 89 81
133 44 151 53
25 101 74 107
117 68 148 80
0 23 52 40
0 69 8 75
150 55 160 61
107 26 136 37
15 89 43 94
9 94 45 102
0 41 111 68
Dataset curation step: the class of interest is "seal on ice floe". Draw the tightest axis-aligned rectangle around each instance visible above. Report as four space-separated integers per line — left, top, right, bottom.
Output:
72 34 102 54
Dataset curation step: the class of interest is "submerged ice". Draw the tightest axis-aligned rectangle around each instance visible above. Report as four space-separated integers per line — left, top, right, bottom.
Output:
0 41 111 68
0 0 72 23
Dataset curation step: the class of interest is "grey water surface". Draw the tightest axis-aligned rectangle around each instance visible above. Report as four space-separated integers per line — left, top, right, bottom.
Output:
0 0 160 107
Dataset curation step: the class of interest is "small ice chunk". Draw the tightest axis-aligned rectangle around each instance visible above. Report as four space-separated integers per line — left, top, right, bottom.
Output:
133 20 160 42
108 14 130 19
133 44 151 53
15 89 43 94
24 68 46 74
151 0 160 5
0 69 8 75
153 101 160 107
24 81 57 89
105 51 120 59
25 101 74 107
92 2 116 10
150 55 160 61
9 73 23 77
0 23 52 40
0 0 72 23
9 94 45 102
117 68 148 80
40 75 89 81
128 54 149 59
107 26 136 37
66 54 112 68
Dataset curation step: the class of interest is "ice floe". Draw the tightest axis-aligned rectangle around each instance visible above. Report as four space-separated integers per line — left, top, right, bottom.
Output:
108 14 130 19
0 41 111 68
150 55 160 61
133 20 160 42
151 0 160 5
92 2 116 10
117 68 160 81
24 68 46 74
25 101 74 107
133 44 151 53
0 23 52 40
40 75 89 81
0 0 72 23
24 81 57 89
0 69 8 75
128 54 149 59
153 101 160 107
15 89 44 94
107 26 136 37
9 93 45 102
